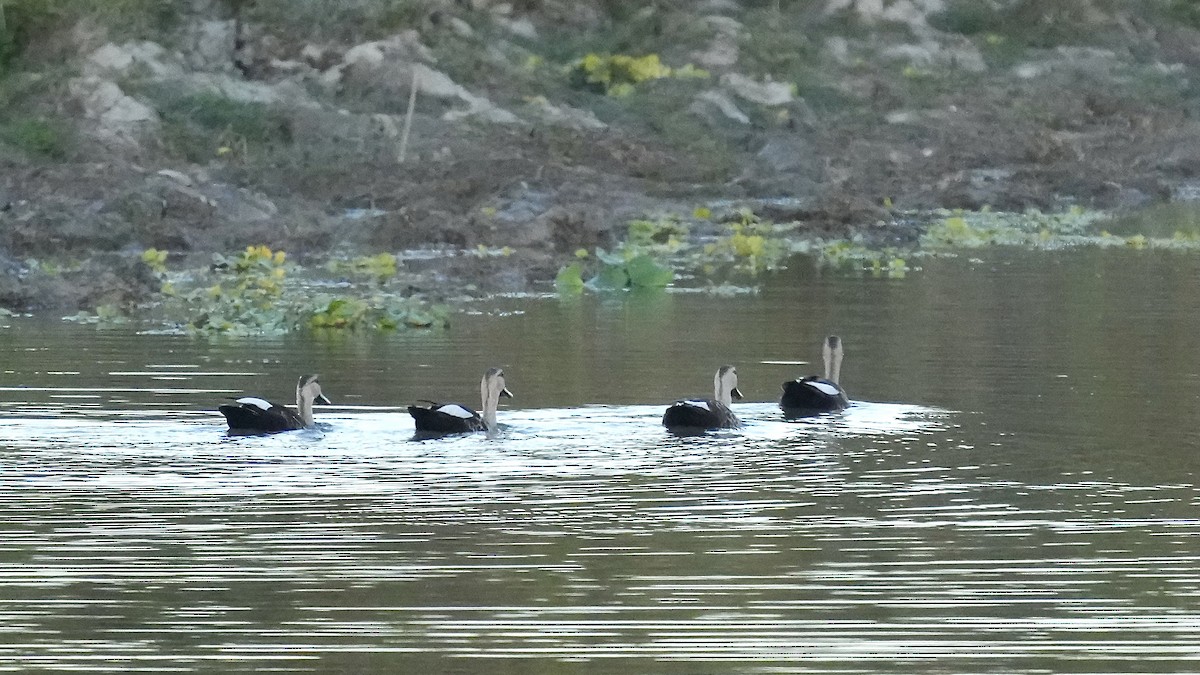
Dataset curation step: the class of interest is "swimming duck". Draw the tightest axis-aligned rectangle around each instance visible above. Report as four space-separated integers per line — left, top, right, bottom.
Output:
408 367 513 434
662 365 743 430
780 335 850 415
219 374 331 432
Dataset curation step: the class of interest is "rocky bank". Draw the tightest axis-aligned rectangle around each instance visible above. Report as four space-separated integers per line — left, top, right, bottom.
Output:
4 0 1200 313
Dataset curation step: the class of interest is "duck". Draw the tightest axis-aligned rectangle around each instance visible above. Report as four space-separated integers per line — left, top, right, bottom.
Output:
219 374 331 432
408 367 513 434
662 365 743 431
780 335 850 415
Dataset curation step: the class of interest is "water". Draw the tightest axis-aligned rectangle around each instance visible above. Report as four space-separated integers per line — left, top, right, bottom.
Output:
1 248 1199 673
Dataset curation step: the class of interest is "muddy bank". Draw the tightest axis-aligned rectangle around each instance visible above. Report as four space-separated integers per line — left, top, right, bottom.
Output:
4 1 1200 314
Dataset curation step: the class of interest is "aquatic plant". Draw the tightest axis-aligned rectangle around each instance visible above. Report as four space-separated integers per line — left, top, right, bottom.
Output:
556 247 674 293
627 216 688 250
325 252 398 284
819 240 914 278
700 209 791 275
306 295 446 331
921 207 1107 249
72 245 448 335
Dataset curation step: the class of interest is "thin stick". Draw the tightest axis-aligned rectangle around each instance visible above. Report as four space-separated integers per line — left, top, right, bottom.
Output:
397 67 419 163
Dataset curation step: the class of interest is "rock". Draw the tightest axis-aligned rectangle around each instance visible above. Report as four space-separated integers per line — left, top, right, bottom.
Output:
825 0 945 29
498 17 538 40
0 252 162 313
523 98 606 130
181 19 237 71
721 73 794 106
537 206 614 253
825 37 852 66
1109 186 1151 209
155 169 193 186
697 0 742 12
691 16 742 70
331 36 517 124
69 77 160 147
342 31 434 71
181 72 314 107
414 64 519 124
691 90 750 125
1170 181 1200 202
880 39 986 73
736 135 824 195
84 41 183 79
753 135 822 176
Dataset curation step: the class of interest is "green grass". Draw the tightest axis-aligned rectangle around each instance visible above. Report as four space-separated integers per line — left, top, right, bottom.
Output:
2 0 180 68
241 0 427 44
146 87 292 162
0 115 70 158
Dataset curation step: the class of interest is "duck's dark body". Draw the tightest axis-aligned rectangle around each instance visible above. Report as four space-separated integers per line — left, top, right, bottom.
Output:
780 377 849 416
219 397 306 432
218 374 330 433
662 399 740 430
408 402 486 434
409 368 513 436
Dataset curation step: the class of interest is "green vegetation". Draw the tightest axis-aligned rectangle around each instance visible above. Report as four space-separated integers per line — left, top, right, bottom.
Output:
149 89 292 162
73 245 448 335
555 248 674 293
569 52 706 96
0 115 68 158
700 209 791 275
921 207 1107 249
241 0 425 44
2 0 179 68
1164 0 1200 29
325 253 399 284
556 209 798 295
554 203 1200 292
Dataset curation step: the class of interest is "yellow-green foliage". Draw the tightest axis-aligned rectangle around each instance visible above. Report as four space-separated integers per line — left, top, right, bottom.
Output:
327 252 398 283
211 244 288 307
140 247 168 273
72 245 448 335
921 207 1106 248
570 53 707 96
820 240 913 278
704 209 788 274
627 216 687 250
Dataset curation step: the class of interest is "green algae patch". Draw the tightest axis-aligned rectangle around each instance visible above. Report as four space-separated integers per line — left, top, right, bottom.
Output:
68 245 448 336
921 207 1108 249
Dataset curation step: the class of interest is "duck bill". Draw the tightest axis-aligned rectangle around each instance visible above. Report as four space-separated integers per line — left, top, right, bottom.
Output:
731 387 744 401
316 394 332 405
500 387 514 399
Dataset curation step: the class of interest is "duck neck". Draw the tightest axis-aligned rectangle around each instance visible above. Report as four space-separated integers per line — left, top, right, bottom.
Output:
482 388 499 431
822 347 835 383
714 377 731 407
296 389 314 426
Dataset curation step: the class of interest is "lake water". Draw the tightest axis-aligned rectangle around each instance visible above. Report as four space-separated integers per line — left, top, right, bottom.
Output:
1 247 1199 673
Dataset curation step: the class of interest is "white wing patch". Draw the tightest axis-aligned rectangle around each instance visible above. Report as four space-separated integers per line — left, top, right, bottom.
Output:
437 404 475 419
805 381 842 397
236 397 273 411
682 400 711 412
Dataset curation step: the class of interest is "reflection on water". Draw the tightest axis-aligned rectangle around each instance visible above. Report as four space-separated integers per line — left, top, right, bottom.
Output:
1 248 1199 673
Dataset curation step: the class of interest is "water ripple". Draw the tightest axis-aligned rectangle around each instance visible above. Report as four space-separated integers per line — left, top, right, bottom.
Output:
0 400 1196 672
